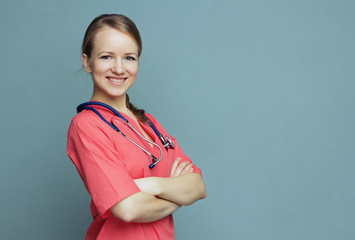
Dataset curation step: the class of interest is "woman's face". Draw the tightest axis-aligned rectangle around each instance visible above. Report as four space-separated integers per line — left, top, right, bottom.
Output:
82 27 139 102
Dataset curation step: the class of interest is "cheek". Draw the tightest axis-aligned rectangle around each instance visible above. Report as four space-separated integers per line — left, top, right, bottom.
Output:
91 62 110 75
128 64 139 76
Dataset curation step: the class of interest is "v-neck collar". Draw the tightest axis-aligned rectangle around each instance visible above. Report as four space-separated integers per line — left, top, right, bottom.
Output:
114 112 157 149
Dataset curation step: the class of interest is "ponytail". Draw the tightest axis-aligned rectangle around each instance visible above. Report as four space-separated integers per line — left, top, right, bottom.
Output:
126 94 148 123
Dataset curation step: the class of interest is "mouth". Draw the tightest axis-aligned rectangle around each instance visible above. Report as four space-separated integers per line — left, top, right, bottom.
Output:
107 77 127 85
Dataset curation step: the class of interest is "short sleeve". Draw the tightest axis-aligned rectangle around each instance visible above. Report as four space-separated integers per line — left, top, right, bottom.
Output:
67 114 141 218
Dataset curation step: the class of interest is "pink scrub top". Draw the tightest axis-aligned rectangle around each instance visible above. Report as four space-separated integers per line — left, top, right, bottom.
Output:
67 104 201 240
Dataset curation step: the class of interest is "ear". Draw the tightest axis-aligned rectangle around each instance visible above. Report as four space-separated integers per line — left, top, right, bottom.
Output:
82 54 92 73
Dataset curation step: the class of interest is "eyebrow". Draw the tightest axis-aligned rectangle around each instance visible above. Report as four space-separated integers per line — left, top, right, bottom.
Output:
98 51 114 55
98 51 137 56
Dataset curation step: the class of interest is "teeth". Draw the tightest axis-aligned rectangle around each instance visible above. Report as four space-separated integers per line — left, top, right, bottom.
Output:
109 78 125 83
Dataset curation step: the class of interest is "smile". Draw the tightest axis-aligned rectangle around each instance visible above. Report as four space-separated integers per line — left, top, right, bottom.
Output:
107 77 127 85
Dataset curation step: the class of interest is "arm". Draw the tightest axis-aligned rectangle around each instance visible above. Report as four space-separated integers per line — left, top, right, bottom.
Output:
134 158 207 206
69 116 180 222
110 191 180 223
156 172 206 205
110 158 197 222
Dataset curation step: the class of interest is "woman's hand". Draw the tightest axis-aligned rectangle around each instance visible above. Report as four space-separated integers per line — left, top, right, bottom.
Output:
170 157 194 177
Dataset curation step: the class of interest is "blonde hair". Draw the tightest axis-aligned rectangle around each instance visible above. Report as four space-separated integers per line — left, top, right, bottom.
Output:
82 14 142 57
82 14 147 123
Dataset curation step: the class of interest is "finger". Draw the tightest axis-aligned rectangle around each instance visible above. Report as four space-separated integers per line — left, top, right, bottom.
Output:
173 161 190 177
181 163 193 175
170 157 181 176
188 167 194 173
170 157 181 177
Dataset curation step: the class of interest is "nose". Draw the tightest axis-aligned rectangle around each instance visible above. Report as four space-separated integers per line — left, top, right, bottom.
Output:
111 59 125 74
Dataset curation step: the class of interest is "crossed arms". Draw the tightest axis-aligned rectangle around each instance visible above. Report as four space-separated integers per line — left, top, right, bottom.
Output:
110 158 207 222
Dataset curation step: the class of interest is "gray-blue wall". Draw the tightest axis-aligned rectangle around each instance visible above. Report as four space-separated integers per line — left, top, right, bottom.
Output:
1 0 354 239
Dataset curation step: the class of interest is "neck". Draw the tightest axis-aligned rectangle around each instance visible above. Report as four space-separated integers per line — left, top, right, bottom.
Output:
91 93 129 114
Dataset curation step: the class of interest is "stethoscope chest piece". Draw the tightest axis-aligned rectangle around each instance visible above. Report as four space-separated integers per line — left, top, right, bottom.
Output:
163 136 175 150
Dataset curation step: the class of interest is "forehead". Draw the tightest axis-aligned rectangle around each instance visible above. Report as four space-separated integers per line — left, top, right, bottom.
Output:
92 27 138 54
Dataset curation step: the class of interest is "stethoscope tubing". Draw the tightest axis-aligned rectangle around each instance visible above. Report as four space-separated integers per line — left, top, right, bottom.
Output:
76 101 170 169
112 120 163 165
77 101 128 122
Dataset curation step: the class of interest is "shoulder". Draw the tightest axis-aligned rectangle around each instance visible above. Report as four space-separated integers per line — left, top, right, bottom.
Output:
69 110 107 135
67 109 117 151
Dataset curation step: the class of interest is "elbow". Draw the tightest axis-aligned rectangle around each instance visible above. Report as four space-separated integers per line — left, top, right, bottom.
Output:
198 185 207 201
114 210 137 223
111 201 140 223
181 185 207 206
186 178 207 205
199 178 207 200
201 187 207 199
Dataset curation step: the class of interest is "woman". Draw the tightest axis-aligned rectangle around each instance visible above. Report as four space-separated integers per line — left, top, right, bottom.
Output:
67 14 206 240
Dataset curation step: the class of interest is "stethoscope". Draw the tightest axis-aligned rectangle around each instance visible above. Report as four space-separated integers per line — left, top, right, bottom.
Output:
77 101 175 169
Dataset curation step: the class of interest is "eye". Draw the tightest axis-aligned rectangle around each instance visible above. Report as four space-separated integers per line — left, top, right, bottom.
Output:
100 55 112 60
124 56 136 61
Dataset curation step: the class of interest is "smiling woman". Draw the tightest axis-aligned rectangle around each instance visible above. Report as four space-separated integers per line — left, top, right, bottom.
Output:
67 14 206 240
82 28 139 109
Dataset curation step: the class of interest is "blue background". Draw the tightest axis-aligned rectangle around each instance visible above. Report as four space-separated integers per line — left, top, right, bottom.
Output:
1 0 354 239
